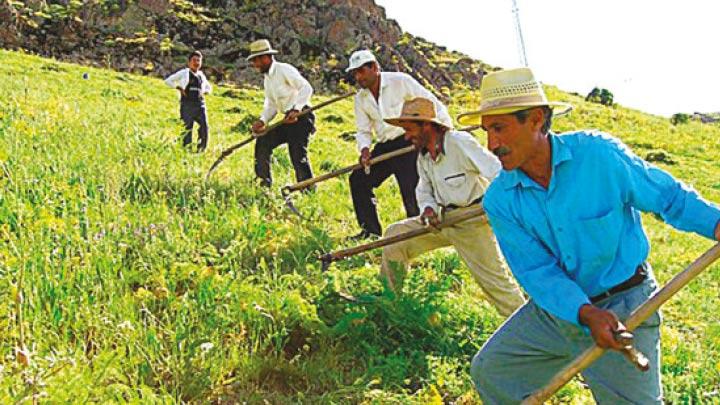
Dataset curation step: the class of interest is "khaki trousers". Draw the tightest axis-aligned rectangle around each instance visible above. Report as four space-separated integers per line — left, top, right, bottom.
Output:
381 209 525 317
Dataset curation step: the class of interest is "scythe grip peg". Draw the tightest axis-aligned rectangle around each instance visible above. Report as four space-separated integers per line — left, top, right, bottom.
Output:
613 331 650 372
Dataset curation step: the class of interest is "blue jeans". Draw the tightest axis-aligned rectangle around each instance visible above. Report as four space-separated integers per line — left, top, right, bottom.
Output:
180 101 208 151
471 275 662 404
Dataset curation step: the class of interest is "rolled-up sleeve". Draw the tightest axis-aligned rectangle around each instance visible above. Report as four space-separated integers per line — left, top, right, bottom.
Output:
201 72 212 94
164 69 184 88
354 95 373 152
485 196 590 326
260 86 278 124
416 160 438 213
609 138 720 239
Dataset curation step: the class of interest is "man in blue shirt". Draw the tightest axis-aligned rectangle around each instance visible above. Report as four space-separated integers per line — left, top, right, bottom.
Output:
456 67 720 403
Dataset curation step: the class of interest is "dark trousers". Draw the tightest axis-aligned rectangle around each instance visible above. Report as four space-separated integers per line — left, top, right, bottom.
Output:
180 101 208 151
254 111 315 187
349 136 420 236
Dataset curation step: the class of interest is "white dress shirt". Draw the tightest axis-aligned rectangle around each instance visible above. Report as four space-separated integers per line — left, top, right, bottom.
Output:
164 68 212 96
354 72 452 152
260 61 314 124
416 130 501 212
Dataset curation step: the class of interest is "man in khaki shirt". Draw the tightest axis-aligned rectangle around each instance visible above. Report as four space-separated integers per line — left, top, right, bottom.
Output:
381 98 525 317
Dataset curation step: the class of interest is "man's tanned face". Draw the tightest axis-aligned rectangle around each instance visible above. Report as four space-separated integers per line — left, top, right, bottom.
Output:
251 55 273 74
401 121 433 149
188 55 202 72
352 62 379 89
482 107 545 170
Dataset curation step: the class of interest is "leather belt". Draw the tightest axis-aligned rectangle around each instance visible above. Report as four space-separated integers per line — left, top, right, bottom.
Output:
444 197 483 211
590 263 648 304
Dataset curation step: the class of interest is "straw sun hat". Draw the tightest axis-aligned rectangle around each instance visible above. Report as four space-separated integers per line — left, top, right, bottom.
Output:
246 39 279 61
457 67 572 126
384 97 449 128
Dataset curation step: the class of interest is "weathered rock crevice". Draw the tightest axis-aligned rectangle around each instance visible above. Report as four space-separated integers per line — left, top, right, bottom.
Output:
1 0 493 93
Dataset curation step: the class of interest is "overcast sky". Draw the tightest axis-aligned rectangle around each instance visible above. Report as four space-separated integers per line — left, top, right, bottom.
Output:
375 0 720 117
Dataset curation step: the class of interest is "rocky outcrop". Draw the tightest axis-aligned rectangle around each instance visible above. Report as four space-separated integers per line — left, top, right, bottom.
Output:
0 0 492 94
692 112 720 124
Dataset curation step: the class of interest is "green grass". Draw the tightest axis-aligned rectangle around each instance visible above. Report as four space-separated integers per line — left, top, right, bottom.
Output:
0 49 719 403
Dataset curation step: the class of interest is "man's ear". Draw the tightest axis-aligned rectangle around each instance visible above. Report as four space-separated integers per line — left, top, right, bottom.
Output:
530 107 545 131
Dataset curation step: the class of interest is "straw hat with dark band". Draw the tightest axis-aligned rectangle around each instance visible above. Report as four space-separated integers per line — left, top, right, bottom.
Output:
457 67 572 126
246 39 279 61
384 97 449 128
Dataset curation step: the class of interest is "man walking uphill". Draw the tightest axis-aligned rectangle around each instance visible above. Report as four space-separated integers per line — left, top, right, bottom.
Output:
248 39 315 187
345 50 452 239
459 67 720 404
165 51 212 152
380 97 525 316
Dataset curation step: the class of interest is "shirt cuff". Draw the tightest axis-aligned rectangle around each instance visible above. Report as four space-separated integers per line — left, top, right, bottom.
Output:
357 140 371 153
421 203 439 213
550 291 591 328
692 200 720 239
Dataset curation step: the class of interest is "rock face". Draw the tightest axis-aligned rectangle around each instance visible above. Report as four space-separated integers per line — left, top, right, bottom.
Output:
0 0 491 94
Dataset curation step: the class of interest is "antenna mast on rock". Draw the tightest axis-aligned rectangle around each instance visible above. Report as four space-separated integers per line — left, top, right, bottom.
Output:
512 0 529 67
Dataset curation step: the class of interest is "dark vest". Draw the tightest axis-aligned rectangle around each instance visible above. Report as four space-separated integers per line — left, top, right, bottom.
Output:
182 71 204 103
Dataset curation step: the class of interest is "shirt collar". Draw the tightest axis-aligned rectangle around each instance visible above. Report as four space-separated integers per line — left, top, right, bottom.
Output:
266 60 277 77
501 133 573 190
421 130 447 160
379 72 390 89
359 71 388 99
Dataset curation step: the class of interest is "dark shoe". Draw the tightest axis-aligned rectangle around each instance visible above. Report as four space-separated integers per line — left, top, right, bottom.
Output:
346 230 380 242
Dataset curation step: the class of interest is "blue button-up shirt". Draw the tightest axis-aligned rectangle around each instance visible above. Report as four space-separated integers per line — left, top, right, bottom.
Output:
484 131 720 326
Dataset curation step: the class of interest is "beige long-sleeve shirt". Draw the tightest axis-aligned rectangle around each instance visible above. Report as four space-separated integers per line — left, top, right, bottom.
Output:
260 61 313 124
416 130 501 212
354 72 452 152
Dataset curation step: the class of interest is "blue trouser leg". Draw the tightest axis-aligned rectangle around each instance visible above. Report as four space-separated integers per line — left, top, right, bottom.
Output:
180 103 195 147
180 101 208 151
471 276 662 404
581 278 662 404
196 104 208 151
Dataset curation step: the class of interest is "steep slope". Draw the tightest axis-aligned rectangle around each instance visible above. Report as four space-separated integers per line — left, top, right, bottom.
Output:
0 50 719 403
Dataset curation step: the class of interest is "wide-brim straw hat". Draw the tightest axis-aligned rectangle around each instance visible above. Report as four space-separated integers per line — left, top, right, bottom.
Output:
246 39 279 61
456 67 572 126
384 97 449 128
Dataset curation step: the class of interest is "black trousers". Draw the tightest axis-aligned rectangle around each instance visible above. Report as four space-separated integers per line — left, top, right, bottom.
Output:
349 136 420 236
254 111 315 187
180 101 208 151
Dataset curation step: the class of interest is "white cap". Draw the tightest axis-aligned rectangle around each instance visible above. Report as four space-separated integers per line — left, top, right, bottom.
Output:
345 50 377 72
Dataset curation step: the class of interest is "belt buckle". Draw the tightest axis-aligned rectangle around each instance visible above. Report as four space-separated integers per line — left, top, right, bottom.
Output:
594 290 611 303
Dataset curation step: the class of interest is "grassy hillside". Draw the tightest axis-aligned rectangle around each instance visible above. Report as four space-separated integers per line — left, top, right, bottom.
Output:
0 49 719 403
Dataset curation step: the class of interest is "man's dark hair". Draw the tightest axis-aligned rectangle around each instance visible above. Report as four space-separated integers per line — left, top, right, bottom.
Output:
359 61 376 71
512 106 553 134
188 51 203 60
430 122 448 133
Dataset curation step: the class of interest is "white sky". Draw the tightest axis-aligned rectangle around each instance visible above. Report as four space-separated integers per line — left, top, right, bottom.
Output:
375 0 720 117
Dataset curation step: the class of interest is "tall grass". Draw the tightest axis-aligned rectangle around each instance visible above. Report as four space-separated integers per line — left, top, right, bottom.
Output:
0 49 719 403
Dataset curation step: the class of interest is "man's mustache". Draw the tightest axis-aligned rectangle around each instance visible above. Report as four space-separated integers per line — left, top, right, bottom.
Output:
492 146 511 158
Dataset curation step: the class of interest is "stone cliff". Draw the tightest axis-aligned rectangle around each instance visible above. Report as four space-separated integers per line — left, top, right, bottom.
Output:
1 0 493 95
